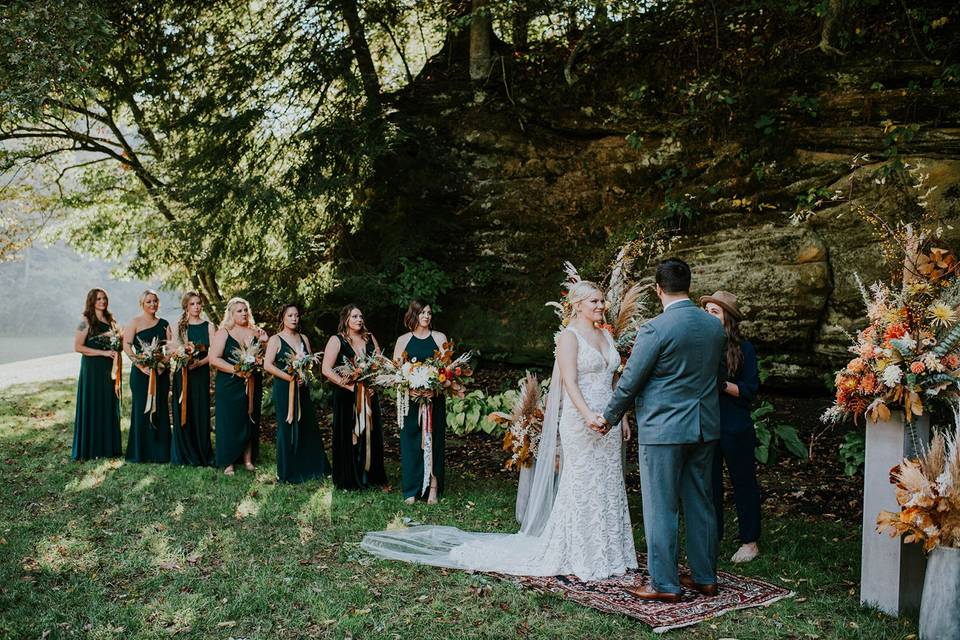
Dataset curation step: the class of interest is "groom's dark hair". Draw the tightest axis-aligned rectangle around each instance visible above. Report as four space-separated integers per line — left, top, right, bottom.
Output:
655 258 691 293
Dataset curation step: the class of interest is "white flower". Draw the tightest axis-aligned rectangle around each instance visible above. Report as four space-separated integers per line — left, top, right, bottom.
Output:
881 364 903 387
243 354 256 364
898 333 917 351
408 365 433 389
923 353 946 373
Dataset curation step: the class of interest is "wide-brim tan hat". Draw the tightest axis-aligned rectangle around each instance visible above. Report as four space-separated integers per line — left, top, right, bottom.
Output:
699 290 743 320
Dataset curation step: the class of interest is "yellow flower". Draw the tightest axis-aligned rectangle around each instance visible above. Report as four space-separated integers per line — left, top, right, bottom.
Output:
927 302 957 328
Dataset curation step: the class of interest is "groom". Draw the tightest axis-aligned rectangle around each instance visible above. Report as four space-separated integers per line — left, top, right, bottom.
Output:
592 257 726 601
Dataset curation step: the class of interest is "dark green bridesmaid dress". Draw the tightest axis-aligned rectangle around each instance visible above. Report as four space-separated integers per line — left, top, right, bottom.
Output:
214 333 262 467
126 319 171 463
331 335 387 490
399 332 447 500
72 320 122 460
272 336 331 483
171 321 213 466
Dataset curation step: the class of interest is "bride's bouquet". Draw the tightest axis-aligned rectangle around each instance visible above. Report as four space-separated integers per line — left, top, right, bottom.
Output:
490 372 545 470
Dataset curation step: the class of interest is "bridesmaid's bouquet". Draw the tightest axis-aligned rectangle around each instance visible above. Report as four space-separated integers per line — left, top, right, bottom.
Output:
131 337 168 372
370 343 474 420
230 338 264 379
92 327 123 353
332 350 380 386
170 341 206 371
281 350 323 384
490 372 545 470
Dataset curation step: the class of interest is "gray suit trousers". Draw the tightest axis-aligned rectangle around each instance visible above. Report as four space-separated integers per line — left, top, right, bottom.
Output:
638 440 719 593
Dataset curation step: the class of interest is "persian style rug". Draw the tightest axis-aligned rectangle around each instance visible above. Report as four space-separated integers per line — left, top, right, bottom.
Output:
494 554 794 633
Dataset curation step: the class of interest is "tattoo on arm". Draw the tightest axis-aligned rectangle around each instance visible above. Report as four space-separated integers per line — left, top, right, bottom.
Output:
77 320 88 332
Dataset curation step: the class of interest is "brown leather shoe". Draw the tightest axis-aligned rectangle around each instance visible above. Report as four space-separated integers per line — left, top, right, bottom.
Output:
624 584 683 602
680 575 718 597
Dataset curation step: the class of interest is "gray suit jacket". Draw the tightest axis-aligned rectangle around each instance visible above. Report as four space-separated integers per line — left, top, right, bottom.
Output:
603 299 726 445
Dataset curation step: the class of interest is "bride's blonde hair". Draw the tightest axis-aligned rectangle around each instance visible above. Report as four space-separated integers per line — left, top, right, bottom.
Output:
566 280 603 317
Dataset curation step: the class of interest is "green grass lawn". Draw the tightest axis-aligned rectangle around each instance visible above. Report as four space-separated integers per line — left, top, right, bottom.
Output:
0 380 918 639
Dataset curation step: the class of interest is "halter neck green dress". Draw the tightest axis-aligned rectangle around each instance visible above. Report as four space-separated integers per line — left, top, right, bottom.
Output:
399 332 447 500
272 335 331 483
72 319 122 460
214 333 262 467
171 321 213 466
126 319 171 463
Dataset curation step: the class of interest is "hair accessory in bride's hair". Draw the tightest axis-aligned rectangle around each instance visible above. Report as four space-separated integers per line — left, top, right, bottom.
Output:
544 261 583 328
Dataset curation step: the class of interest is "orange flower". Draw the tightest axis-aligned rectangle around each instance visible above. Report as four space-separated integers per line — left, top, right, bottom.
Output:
847 358 866 374
884 324 907 342
910 361 925 374
859 373 877 394
945 354 960 369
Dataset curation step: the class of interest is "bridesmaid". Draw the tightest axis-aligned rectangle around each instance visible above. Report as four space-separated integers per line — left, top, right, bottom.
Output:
72 288 122 460
321 304 387 490
392 300 447 504
264 303 331 483
209 297 267 475
123 289 172 463
170 291 215 466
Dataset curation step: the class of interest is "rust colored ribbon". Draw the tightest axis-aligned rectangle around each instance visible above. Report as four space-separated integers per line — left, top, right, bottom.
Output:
354 382 374 471
112 354 122 399
144 368 158 427
179 367 189 427
286 375 302 451
418 399 433 495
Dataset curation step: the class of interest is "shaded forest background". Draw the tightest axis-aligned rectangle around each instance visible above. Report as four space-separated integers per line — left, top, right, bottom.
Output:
1 0 959 386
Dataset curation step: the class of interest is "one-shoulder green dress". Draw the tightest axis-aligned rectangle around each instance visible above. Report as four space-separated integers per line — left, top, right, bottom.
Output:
126 319 171 463
214 333 262 467
72 320 122 460
272 335 331 483
171 321 213 466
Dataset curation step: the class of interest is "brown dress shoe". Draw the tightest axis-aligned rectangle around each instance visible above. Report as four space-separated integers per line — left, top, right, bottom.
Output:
624 584 683 602
680 574 718 597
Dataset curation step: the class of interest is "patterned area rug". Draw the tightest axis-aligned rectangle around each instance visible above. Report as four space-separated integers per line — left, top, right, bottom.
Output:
494 554 793 633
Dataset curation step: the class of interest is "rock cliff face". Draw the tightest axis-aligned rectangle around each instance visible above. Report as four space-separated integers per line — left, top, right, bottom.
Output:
354 36 960 388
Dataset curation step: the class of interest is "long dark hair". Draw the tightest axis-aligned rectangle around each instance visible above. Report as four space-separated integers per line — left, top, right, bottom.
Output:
720 312 744 377
82 288 115 332
337 304 369 341
403 299 431 332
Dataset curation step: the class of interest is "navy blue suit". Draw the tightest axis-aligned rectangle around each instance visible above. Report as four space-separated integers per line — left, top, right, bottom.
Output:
712 339 762 544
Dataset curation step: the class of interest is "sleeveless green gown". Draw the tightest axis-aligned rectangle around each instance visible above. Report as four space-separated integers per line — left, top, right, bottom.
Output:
399 333 447 499
272 336 331 483
171 321 213 466
215 333 262 467
72 320 122 460
331 335 387 490
126 319 171 463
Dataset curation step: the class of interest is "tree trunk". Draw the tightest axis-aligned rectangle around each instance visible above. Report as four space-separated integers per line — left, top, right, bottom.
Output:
340 0 381 111
511 4 529 51
469 0 492 81
819 0 845 56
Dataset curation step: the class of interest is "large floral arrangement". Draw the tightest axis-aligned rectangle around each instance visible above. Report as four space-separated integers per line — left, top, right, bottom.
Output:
230 337 264 378
877 425 960 550
822 234 960 427
371 342 473 420
489 372 545 470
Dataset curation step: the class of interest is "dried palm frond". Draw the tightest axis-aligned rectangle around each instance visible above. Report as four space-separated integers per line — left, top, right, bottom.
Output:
562 261 581 284
516 372 541 420
613 282 652 336
606 243 636 320
923 432 947 482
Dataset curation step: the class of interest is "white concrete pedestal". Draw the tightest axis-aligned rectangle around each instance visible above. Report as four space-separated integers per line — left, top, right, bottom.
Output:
860 414 929 616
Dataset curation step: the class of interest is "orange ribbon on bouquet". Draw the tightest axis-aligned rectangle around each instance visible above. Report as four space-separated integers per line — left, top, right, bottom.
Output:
245 374 256 420
179 366 189 427
354 382 374 471
112 354 123 399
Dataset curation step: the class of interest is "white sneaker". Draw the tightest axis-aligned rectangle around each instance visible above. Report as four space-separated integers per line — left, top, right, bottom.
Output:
731 543 759 563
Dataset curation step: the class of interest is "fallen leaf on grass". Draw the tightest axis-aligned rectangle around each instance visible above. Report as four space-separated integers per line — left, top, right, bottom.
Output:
186 553 201 564
216 621 236 628
158 561 181 571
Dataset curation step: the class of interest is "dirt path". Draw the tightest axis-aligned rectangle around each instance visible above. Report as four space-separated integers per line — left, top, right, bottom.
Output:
0 353 80 390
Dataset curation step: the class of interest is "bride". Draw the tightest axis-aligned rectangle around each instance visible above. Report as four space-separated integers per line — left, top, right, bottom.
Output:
361 280 637 581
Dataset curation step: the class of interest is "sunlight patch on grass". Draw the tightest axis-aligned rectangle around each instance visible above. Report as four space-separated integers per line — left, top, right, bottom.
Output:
171 501 184 521
132 475 156 493
65 459 124 492
86 623 127 640
298 485 333 543
33 529 98 573
235 481 275 520
136 522 180 568
144 593 212 635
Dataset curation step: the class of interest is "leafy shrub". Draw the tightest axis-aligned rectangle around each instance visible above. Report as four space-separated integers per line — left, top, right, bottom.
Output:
752 401 808 464
838 430 866 476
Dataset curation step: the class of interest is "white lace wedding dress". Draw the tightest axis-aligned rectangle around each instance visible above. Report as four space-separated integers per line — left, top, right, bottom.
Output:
361 326 637 581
